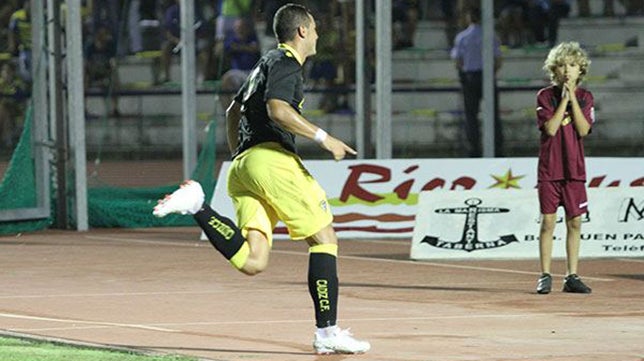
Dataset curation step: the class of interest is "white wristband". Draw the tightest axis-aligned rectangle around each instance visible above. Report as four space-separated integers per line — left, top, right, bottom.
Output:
314 128 328 144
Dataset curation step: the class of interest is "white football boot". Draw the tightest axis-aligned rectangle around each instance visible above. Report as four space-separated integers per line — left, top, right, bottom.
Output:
152 180 205 217
313 326 370 354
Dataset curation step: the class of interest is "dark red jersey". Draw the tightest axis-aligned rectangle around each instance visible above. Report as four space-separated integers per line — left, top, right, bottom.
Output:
536 85 595 181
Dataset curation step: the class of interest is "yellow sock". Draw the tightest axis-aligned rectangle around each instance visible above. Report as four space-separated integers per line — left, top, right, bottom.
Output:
229 242 250 269
309 243 338 257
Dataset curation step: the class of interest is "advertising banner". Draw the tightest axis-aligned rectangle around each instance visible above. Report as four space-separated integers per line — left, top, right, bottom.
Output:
410 188 644 259
208 157 643 239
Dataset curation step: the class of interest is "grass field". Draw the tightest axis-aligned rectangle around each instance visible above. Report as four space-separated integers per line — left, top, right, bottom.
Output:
0 336 198 361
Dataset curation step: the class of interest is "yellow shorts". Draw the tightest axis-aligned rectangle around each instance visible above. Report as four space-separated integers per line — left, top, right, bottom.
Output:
227 142 333 245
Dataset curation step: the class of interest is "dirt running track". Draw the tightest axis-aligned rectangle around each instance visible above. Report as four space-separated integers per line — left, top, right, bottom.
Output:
0 227 642 361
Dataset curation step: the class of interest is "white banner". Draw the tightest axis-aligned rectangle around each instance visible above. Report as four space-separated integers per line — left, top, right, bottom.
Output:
208 157 643 239
410 187 644 259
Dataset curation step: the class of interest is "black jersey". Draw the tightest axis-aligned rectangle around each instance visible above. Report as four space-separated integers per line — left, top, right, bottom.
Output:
231 45 304 159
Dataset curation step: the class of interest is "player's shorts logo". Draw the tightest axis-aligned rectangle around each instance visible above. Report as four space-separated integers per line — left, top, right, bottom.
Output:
319 200 328 213
421 198 518 252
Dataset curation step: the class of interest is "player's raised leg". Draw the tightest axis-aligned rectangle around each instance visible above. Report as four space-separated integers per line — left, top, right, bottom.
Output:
152 180 265 275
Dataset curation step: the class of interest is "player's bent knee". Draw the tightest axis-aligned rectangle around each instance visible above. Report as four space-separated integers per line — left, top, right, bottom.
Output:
239 265 264 276
236 230 270 276
239 256 268 276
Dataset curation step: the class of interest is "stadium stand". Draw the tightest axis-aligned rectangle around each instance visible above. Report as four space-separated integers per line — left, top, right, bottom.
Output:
81 2 644 159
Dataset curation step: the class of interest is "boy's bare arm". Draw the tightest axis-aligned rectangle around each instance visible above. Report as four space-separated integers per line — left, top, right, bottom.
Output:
566 84 591 137
542 95 568 137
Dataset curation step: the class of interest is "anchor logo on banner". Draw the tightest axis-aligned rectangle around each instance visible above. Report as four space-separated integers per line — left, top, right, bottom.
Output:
421 198 518 252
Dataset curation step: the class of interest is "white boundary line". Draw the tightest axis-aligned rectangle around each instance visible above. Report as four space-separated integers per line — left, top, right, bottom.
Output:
274 250 615 282
0 287 297 300
4 310 643 334
0 313 177 333
85 235 615 282
8 326 113 332
84 235 204 247
151 309 644 327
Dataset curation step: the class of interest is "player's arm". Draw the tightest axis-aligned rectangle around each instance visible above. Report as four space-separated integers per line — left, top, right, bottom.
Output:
225 100 242 154
266 99 356 160
566 84 591 137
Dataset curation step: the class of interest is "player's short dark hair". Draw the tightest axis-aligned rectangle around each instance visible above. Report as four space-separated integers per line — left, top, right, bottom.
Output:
273 3 312 43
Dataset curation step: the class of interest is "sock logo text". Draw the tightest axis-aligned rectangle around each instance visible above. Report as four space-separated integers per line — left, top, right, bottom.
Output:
316 279 330 311
208 217 235 240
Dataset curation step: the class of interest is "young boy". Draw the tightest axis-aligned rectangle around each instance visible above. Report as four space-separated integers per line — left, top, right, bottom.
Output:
535 41 594 294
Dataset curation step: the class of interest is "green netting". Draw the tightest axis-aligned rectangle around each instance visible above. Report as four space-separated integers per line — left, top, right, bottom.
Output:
0 108 217 234
88 121 217 228
0 107 52 235
88 185 196 227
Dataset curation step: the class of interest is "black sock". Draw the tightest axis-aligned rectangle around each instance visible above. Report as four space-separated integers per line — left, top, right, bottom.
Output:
193 203 245 260
308 252 338 328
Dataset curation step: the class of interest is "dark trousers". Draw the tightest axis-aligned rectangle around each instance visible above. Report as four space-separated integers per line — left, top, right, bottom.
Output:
526 1 570 46
459 71 504 157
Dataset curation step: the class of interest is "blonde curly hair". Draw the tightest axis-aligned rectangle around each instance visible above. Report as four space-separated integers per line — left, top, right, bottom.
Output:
543 42 591 85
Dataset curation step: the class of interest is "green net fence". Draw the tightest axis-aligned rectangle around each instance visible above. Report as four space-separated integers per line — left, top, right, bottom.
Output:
87 119 217 228
0 107 51 235
0 108 217 235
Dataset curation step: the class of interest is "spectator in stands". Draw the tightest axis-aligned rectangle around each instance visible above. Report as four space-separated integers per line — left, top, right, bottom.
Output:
158 0 210 84
218 18 260 111
0 1 19 54
128 0 144 54
525 0 570 47
497 0 528 48
578 0 643 17
89 0 121 51
441 0 458 48
159 0 181 83
8 0 31 83
307 11 341 113
216 0 256 42
545 0 570 47
393 0 419 50
213 0 257 79
195 1 216 84
0 62 28 149
85 23 120 117
450 6 504 157
535 41 594 295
